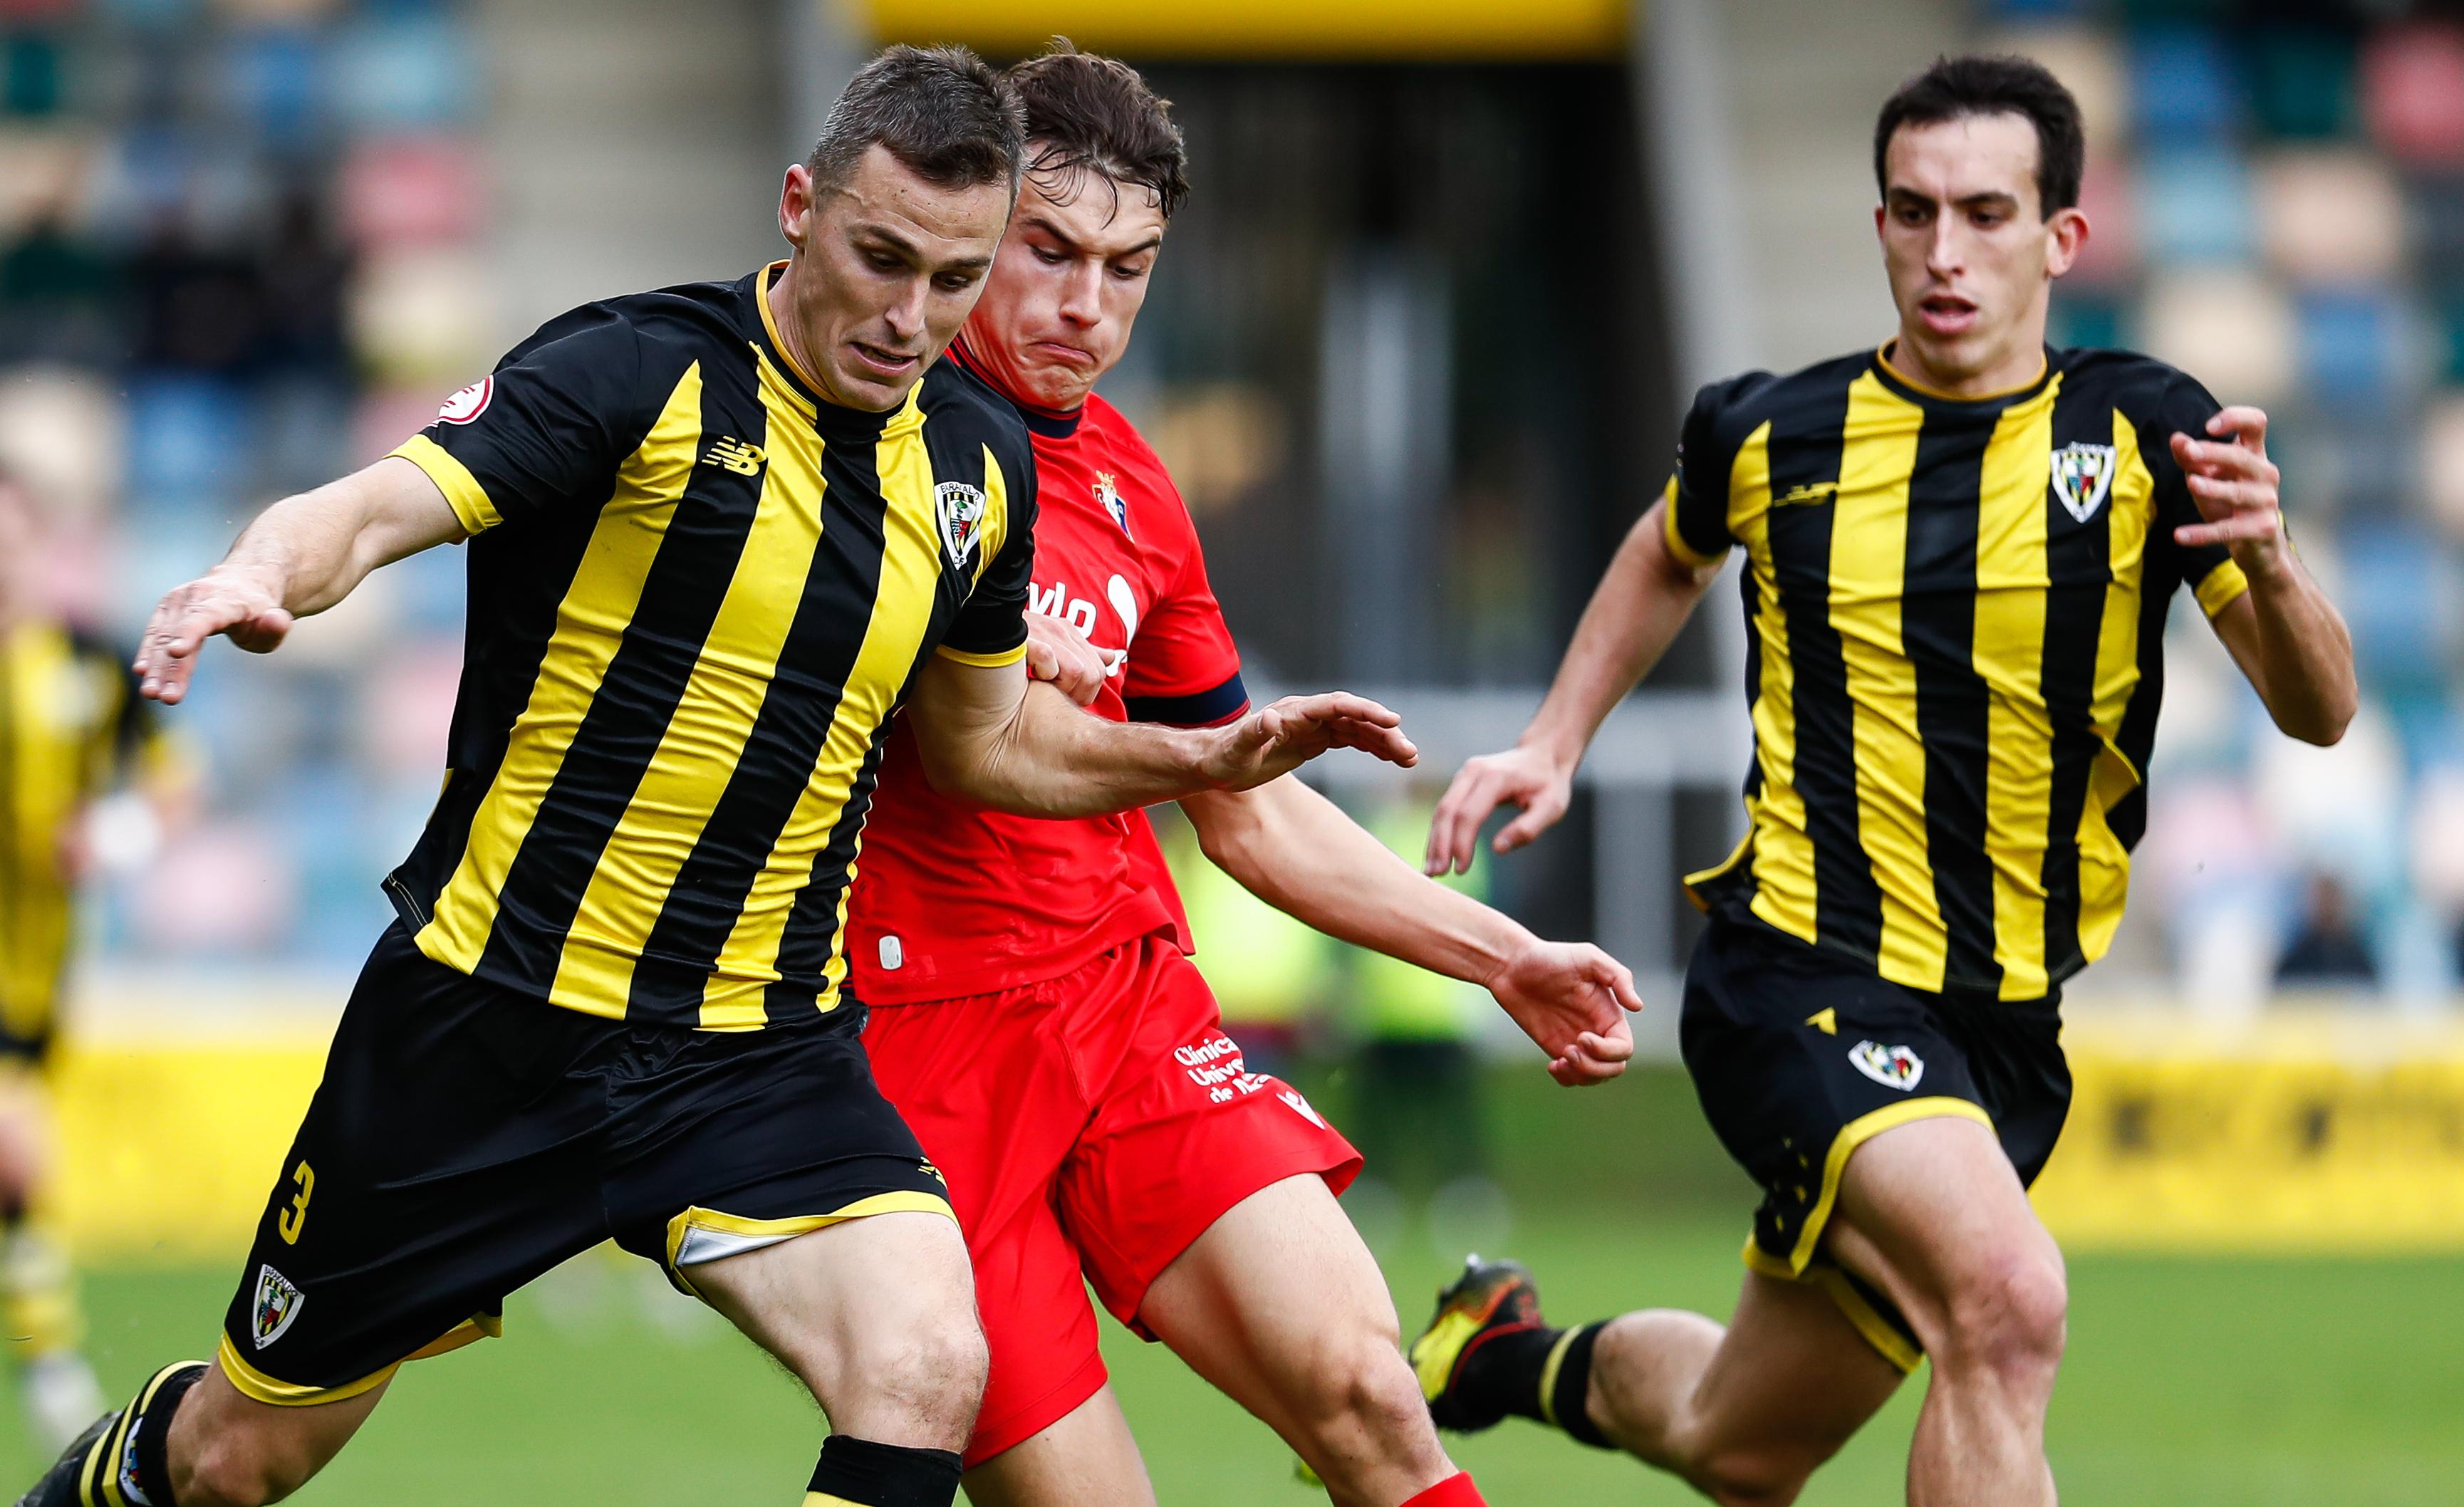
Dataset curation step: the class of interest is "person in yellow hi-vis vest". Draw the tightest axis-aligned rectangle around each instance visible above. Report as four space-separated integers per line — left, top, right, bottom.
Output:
0 470 184 1451
1160 810 1332 1083
1348 796 1494 1212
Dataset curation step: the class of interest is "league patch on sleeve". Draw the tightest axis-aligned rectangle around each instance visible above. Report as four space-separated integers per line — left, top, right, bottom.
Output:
437 376 494 425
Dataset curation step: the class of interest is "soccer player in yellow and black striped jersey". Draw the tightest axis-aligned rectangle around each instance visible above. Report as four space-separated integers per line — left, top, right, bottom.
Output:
1410 56 2355 1507
18 47 1415 1507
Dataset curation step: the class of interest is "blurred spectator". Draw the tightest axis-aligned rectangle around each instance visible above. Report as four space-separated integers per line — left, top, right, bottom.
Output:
128 208 261 375
2275 873 2378 989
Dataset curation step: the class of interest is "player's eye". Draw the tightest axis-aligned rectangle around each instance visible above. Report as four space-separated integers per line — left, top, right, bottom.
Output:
1033 246 1066 266
933 271 979 292
865 250 903 272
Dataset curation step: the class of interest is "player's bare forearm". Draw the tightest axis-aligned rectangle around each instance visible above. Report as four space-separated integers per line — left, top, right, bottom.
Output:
906 659 1417 818
136 458 466 703
1186 776 1643 1084
1522 498 1718 765
2213 543 2355 746
1185 777 1524 984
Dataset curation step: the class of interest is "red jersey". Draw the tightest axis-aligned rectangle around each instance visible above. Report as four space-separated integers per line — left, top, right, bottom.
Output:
848 345 1249 1005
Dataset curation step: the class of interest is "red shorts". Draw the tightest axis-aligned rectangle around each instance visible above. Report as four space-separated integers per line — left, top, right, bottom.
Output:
861 932 1362 1466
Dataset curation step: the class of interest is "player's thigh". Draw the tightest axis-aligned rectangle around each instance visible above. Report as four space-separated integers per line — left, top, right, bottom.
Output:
687 1209 982 1436
960 1387 1155 1507
1662 1269 1903 1474
1057 942 1361 1333
1137 1172 1400 1405
1822 1112 2064 1356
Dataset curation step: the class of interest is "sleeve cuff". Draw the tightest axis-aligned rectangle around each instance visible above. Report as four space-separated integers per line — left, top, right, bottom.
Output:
390 435 500 535
1124 672 1249 727
1660 481 1727 571
935 641 1028 669
2193 558 2250 619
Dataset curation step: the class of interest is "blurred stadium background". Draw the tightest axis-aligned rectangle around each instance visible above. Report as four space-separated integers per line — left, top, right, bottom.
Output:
0 0 2460 1500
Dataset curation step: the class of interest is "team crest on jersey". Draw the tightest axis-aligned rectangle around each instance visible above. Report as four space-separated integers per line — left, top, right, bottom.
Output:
1847 1041 1925 1093
251 1264 305 1350
935 481 988 569
2049 442 2118 524
437 376 493 424
1093 471 1128 535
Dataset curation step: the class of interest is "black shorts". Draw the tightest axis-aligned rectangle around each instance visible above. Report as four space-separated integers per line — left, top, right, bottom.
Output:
218 923 950 1406
1680 907 2071 1372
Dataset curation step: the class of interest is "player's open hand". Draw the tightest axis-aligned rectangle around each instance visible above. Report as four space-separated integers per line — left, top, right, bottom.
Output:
1487 939 1642 1087
1425 744 1575 876
1023 609 1108 707
133 570 293 704
2171 407 2284 563
1200 693 1416 791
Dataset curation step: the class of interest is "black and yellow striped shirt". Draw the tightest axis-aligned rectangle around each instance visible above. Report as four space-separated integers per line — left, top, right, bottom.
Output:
1 620 155 1043
1671 345 2248 1001
385 263 1036 1031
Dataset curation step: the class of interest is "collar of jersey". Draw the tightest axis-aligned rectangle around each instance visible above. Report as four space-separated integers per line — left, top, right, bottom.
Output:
946 334 1083 439
1870 341 2055 409
749 261 913 439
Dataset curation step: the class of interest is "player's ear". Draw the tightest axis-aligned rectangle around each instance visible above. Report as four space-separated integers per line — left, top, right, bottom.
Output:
780 163 815 250
2044 205 2088 280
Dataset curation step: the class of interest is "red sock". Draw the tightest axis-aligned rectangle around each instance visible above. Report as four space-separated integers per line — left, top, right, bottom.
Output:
1400 1474 1487 1507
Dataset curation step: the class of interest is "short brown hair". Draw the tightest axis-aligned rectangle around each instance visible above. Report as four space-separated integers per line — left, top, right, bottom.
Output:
808 44 1027 197
1875 54 2086 216
1007 40 1190 221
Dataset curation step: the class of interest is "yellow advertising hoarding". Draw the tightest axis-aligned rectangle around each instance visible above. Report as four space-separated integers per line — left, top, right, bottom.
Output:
854 0 1631 61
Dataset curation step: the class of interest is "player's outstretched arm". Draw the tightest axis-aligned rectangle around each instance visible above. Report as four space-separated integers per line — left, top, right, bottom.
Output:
1425 492 1719 876
134 457 467 705
1185 776 1640 1085
903 654 1418 819
2173 408 2356 746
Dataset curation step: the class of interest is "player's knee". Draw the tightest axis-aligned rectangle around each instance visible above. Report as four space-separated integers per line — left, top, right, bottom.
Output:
1288 1319 1435 1459
850 1308 989 1432
1940 1246 2067 1387
1685 1445 1813 1507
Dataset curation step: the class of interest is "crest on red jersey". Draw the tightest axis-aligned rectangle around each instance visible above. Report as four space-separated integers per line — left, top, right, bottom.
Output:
1093 471 1128 535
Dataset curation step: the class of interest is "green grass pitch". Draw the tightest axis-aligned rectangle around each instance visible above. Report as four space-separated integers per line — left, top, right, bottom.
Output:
1 1212 2455 1506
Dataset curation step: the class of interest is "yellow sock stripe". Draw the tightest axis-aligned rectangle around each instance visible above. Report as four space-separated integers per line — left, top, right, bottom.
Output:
1534 1325 1583 1431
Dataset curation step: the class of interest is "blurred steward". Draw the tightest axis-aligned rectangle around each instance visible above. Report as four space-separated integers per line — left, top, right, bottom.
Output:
0 466 189 1449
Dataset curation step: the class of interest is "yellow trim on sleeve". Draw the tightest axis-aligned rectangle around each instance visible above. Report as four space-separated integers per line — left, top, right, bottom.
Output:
389 434 500 534
662 1190 957 1297
2193 558 2250 620
934 641 1029 669
214 1313 498 1407
1782 1096 1996 1275
1659 475 1726 570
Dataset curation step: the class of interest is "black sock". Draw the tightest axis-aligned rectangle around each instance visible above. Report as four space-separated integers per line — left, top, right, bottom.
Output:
89 1360 205 1507
1453 1318 1613 1448
804 1434 963 1507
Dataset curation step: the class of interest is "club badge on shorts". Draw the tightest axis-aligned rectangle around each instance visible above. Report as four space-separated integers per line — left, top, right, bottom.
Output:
936 481 988 570
1848 1040 1925 1093
2049 441 2117 524
252 1263 306 1350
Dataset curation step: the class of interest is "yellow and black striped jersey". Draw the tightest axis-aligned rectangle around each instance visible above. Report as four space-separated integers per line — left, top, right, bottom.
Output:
384 261 1036 1032
1 620 157 1041
1670 345 2249 1002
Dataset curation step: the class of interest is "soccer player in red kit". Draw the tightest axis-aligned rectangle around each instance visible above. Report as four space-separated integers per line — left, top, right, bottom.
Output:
851 46 1641 1507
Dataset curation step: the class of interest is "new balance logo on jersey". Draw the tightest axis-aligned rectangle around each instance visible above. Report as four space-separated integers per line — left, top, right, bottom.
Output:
702 437 765 476
252 1264 305 1350
1847 1041 1925 1093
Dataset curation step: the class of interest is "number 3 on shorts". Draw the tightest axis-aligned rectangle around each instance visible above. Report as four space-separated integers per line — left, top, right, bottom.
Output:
278 1161 315 1245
